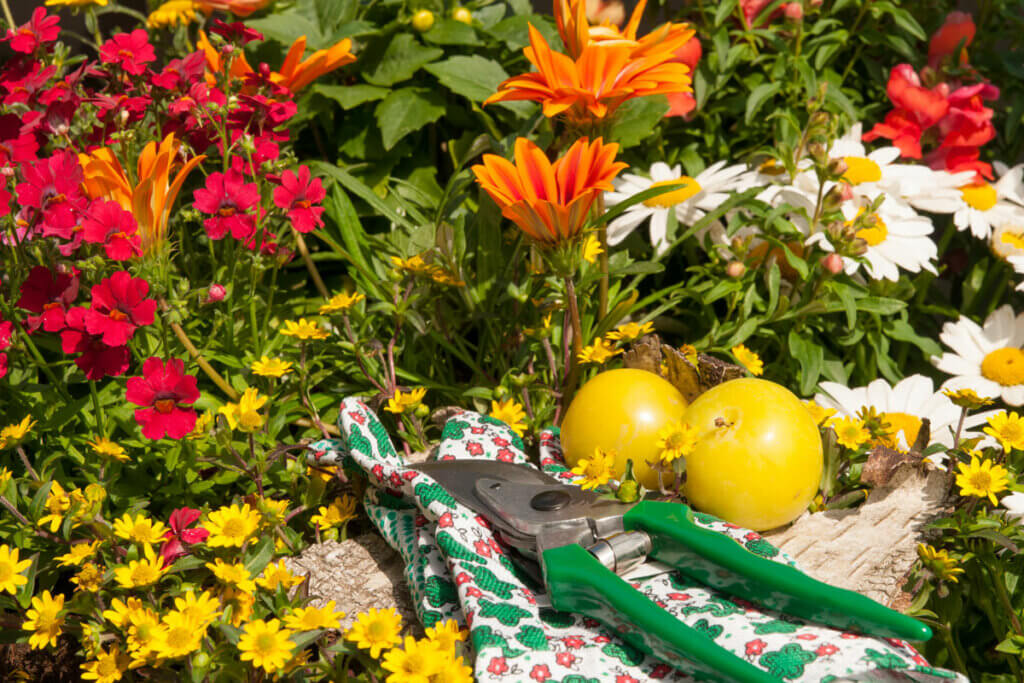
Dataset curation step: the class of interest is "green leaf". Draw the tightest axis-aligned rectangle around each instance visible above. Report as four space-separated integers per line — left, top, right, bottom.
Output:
485 15 559 51
857 296 906 315
314 83 389 109
609 96 669 148
886 319 943 357
374 87 446 150
422 18 481 45
310 161 415 230
244 537 276 576
245 11 324 48
362 34 443 87
788 330 824 396
425 56 509 103
714 0 739 26
745 82 782 124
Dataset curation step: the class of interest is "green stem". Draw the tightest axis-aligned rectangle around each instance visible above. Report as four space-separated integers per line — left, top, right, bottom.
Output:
0 0 13 31
991 560 1024 636
168 318 239 401
88 381 106 435
596 193 609 321
295 231 330 299
560 276 584 416
938 621 968 674
15 324 72 402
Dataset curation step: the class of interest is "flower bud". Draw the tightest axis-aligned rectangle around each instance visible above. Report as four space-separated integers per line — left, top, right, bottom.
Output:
730 236 746 253
452 7 472 24
784 2 804 21
838 181 854 202
807 142 828 165
725 261 746 278
205 283 226 303
821 252 844 275
414 403 430 419
822 185 845 212
808 111 829 128
494 385 510 400
412 9 435 32
826 158 848 177
0 167 12 177
809 0 822 6
849 238 868 256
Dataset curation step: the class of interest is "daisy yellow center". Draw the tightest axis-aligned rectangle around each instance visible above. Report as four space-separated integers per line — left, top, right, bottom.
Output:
131 522 151 538
961 183 998 211
131 564 159 584
969 470 992 491
221 518 246 538
981 347 1024 385
842 156 882 185
367 619 390 640
880 412 922 449
995 420 1024 443
643 177 702 208
856 216 888 246
165 625 193 649
399 650 432 673
1001 230 1024 250
662 431 688 450
255 632 277 653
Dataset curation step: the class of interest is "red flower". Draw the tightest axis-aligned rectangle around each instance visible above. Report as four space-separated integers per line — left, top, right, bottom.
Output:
81 201 142 260
555 652 575 667
272 166 325 233
152 52 205 91
745 638 767 656
438 512 454 528
99 30 156 76
5 8 60 55
159 507 209 566
192 169 260 241
209 19 264 45
0 353 6 378
936 82 998 149
84 272 156 346
17 266 79 332
530 664 551 682
204 283 227 303
0 320 12 350
15 150 87 240
929 11 975 68
815 644 839 656
666 36 701 118
126 357 200 439
60 308 131 380
487 657 508 675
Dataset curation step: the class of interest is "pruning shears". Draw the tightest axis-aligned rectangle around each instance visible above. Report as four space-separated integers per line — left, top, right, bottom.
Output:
412 459 932 683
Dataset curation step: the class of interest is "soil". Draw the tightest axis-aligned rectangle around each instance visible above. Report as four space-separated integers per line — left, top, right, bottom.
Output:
0 637 83 682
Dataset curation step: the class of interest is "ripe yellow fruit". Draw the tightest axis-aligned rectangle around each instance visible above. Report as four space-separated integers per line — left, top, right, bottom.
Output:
412 9 435 32
452 7 472 24
681 378 822 531
561 369 688 489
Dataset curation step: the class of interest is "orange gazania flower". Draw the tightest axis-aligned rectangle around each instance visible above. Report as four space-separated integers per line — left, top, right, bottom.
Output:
554 0 695 60
485 24 691 126
196 0 270 17
198 32 355 94
78 134 205 254
472 137 626 245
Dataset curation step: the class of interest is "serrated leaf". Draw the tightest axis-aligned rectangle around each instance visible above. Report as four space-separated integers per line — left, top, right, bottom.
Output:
362 34 443 87
314 83 389 109
425 55 508 103
374 87 446 150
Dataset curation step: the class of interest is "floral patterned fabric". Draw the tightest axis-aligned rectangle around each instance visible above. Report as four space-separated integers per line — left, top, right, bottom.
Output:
310 398 965 682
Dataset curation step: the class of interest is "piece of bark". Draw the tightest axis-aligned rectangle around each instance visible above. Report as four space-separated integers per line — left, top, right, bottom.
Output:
621 335 664 377
764 463 952 608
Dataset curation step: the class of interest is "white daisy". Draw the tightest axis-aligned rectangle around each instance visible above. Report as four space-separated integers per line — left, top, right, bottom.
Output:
814 375 987 461
604 161 759 254
1001 491 1024 519
949 163 1024 240
990 220 1024 261
1009 255 1024 292
932 304 1024 405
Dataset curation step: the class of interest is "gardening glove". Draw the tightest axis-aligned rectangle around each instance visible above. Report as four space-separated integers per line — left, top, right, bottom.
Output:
309 398 966 683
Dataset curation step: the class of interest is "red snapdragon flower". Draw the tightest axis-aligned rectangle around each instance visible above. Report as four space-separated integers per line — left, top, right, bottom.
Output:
929 11 975 69
126 357 200 440
5 7 60 55
17 265 80 332
81 200 142 260
60 308 131 380
15 150 87 241
192 169 260 241
863 64 949 158
159 507 209 566
273 166 325 233
99 30 156 76
84 271 157 346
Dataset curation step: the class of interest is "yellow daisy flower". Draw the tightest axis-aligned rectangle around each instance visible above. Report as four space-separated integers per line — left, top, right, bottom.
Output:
0 544 32 595
1 415 36 449
172 590 222 626
382 636 444 680
655 421 698 464
80 643 130 683
251 356 294 378
828 416 871 450
113 513 169 545
280 318 329 340
731 344 764 376
390 254 435 274
205 558 256 592
258 498 290 526
430 655 474 682
942 387 995 410
37 481 71 532
606 321 655 342
423 619 466 652
319 291 366 314
283 601 344 631
72 562 104 593
57 540 100 567
581 233 603 264
917 543 966 583
311 495 358 531
983 410 1024 452
346 607 403 658
238 619 296 673
0 465 11 489
384 387 427 414
256 559 306 591
88 437 128 462
102 597 145 629
152 611 205 659
45 0 107 6
204 503 261 547
956 456 1010 505
188 412 214 440
570 448 617 490
124 606 162 657
23 590 65 649
219 388 268 432
578 339 622 364
147 0 198 28
220 586 255 627
112 544 166 588
803 400 837 426
489 398 527 437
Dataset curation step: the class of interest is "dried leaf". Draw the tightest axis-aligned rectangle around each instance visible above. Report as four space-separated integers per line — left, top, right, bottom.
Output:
695 353 745 392
430 406 465 429
621 334 664 377
861 445 919 487
662 345 702 402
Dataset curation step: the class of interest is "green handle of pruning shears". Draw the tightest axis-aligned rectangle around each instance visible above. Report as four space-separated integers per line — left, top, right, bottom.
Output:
543 543 776 683
623 501 932 642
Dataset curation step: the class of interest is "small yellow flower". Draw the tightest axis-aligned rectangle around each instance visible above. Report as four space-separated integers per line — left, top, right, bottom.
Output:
524 312 554 339
0 466 11 489
113 513 169 545
424 619 466 652
280 318 329 340
655 421 698 464
204 503 261 547
489 399 527 437
102 597 145 629
942 388 995 410
578 339 622 364
0 544 32 595
284 601 344 631
571 447 617 490
113 544 167 588
188 412 214 440
731 344 764 376
220 586 255 627
147 0 198 29
606 321 655 342
828 416 871 450
219 388 268 432
23 590 65 650
252 356 294 378
311 496 358 531
431 656 474 682
172 590 222 626
346 607 403 658
384 387 427 414
390 254 435 274
916 543 965 583
804 400 836 426
72 563 104 593
956 456 1010 505
581 234 603 264
319 291 366 314
238 619 296 673
257 559 306 591
88 437 128 462
37 481 71 532
258 498 290 526
382 636 444 680
430 269 466 287
1 415 36 449
152 611 205 659
45 0 108 6
124 606 162 660
983 411 1024 452
57 540 100 567
206 558 257 592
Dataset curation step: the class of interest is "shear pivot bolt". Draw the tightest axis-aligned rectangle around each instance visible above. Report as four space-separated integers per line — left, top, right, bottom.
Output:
530 490 570 511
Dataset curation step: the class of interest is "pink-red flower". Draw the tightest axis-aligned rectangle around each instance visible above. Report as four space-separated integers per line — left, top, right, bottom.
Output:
192 169 260 240
159 507 209 566
15 150 87 242
272 166 325 233
99 30 156 76
0 321 11 351
126 357 201 440
81 201 142 260
60 308 131 380
208 19 264 45
5 8 60 55
84 272 157 347
929 11 975 69
17 266 80 333
666 36 701 117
